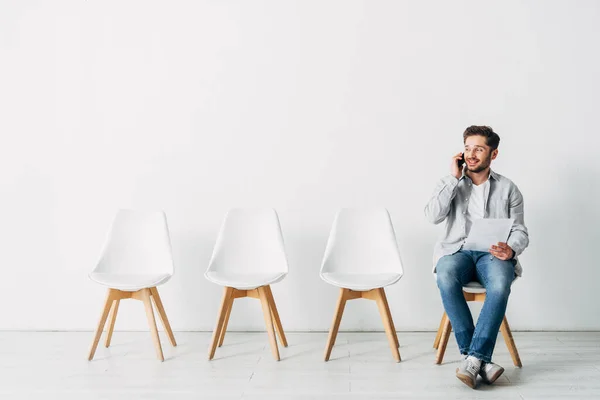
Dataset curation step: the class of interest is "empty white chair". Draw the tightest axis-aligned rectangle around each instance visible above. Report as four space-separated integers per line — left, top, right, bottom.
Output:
205 208 289 361
88 210 176 362
320 208 404 362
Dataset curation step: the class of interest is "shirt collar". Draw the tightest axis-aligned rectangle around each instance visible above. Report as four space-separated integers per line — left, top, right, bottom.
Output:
461 168 498 182
489 169 499 180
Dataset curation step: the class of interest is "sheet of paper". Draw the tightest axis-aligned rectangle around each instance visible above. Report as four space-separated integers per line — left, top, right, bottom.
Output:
462 218 514 252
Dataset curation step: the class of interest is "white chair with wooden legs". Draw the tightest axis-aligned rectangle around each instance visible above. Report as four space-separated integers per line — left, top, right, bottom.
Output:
320 208 404 362
433 281 522 367
205 208 289 361
88 210 177 362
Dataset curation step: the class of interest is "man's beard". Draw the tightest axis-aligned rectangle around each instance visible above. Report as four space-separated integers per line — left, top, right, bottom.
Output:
467 154 492 173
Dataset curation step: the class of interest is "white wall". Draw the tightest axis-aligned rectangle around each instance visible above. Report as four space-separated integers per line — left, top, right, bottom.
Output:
1 0 599 332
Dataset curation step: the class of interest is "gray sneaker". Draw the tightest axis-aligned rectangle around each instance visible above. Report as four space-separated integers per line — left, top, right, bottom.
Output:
456 355 482 389
480 362 504 384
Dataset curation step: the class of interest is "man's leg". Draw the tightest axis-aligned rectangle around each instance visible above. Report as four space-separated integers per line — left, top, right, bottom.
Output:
436 251 476 355
469 252 516 363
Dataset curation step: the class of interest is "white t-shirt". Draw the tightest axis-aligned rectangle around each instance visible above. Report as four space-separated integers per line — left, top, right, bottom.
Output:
465 179 489 235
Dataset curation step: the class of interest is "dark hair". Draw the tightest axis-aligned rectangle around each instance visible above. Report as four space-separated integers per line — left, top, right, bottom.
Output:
463 126 500 150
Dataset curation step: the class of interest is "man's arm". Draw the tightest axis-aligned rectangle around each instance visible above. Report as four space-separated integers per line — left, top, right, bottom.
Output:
506 185 529 257
424 175 460 224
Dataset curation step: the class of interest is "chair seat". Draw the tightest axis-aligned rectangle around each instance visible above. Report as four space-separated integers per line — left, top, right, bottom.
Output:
89 272 172 291
204 271 287 290
462 277 518 293
432 274 492 294
321 272 402 291
462 281 487 294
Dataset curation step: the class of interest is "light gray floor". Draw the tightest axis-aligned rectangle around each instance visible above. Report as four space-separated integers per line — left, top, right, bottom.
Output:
1 331 599 399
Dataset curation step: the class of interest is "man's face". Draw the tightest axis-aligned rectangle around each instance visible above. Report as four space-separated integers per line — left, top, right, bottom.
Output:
463 135 497 173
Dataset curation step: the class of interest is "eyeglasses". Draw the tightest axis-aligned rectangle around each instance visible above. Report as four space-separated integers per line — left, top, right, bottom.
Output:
464 146 487 154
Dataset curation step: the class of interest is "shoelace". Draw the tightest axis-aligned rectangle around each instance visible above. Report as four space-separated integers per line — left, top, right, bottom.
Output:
466 361 479 375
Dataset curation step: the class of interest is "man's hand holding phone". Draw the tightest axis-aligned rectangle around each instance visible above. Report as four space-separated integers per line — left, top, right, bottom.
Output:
451 152 464 179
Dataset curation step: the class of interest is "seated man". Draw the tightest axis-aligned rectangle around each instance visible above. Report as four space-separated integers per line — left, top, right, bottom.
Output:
425 126 529 389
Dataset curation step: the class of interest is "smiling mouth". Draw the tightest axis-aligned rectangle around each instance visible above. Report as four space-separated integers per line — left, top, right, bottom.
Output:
467 159 479 165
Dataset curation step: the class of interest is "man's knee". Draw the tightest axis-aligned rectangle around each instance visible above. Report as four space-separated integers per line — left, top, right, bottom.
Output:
484 260 514 296
486 279 512 297
436 256 463 290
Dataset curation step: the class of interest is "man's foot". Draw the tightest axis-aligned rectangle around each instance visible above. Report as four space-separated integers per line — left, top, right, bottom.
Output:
480 361 504 384
456 355 481 389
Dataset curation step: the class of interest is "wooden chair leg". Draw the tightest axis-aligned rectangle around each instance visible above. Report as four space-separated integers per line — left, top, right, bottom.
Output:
209 287 234 360
140 288 164 362
433 312 447 350
218 296 233 347
324 288 349 361
500 316 522 367
88 289 117 360
258 286 280 361
264 285 288 347
374 288 401 362
104 299 120 348
435 314 452 364
378 288 400 349
149 287 177 347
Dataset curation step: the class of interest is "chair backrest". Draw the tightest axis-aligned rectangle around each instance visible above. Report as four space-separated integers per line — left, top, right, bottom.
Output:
206 208 289 275
320 208 404 276
93 209 174 275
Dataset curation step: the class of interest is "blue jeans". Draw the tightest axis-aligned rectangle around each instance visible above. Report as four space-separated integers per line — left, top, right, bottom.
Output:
436 250 516 363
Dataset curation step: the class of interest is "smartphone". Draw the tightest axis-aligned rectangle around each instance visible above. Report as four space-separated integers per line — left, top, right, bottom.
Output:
457 153 464 168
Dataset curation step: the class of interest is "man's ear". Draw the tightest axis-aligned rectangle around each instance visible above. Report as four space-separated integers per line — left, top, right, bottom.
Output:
491 149 498 160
